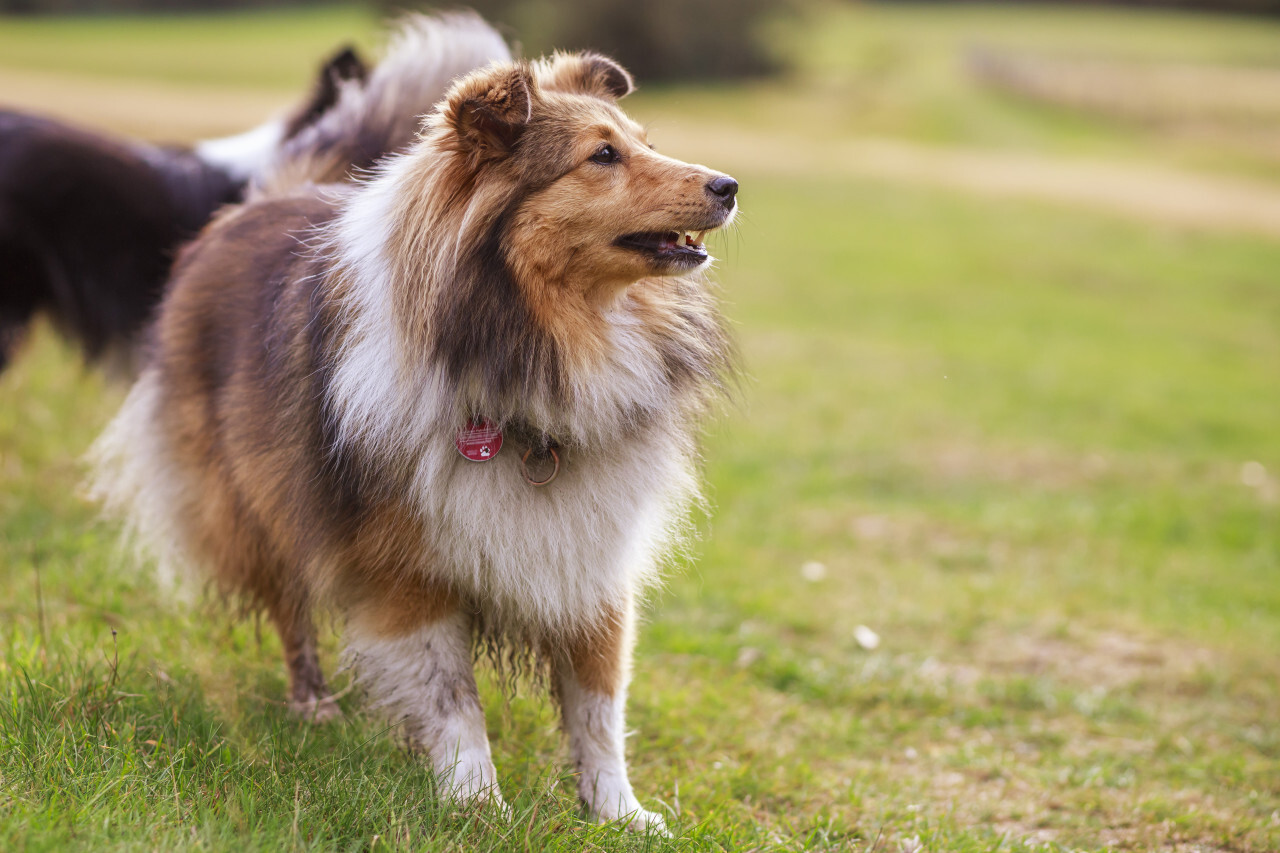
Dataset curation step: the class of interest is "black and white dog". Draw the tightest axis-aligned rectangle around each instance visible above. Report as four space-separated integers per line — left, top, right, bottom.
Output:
0 46 366 374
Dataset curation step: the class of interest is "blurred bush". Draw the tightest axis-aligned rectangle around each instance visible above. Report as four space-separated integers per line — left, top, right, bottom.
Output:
1 0 276 11
968 46 1280 129
382 0 797 83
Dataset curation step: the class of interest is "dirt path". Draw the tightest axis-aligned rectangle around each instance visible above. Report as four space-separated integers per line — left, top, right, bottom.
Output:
0 67 293 142
6 65 1280 239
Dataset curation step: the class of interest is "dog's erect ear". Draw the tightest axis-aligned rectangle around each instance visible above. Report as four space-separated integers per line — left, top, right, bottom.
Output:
540 52 634 101
324 45 368 87
445 63 534 155
282 44 369 140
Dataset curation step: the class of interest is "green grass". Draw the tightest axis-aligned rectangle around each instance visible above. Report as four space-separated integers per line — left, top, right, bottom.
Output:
2 3 1279 851
0 5 381 91
645 2 1280 184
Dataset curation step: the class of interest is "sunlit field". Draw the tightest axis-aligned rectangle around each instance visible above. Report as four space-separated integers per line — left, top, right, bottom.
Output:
1 4 1277 851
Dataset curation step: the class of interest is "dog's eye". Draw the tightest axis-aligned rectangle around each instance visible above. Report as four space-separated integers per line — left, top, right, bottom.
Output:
589 144 621 165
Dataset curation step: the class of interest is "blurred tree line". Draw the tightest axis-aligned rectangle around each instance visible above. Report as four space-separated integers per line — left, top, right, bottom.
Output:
7 0 1280 15
0 0 265 11
0 0 255 11
425 0 789 82
879 0 1280 11
0 0 793 82
3 0 1279 79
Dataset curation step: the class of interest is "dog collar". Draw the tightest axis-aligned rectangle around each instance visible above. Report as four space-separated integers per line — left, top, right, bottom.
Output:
455 417 561 486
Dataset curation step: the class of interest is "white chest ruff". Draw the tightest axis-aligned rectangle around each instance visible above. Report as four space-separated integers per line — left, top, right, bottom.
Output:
411 429 697 631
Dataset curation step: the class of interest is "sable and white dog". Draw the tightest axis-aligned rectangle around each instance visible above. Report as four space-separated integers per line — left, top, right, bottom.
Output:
94 38 738 832
0 46 366 374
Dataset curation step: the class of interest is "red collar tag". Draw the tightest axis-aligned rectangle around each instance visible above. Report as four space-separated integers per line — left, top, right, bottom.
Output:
455 418 503 462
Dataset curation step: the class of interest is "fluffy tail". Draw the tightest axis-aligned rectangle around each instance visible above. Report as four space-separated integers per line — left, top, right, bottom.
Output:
87 370 193 589
253 12 511 195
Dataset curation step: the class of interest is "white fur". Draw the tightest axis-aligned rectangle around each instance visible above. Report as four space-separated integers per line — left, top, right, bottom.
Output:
409 417 695 633
88 369 193 590
316 163 414 460
194 119 286 182
346 613 503 805
255 12 511 194
557 659 667 833
369 11 511 117
321 150 702 634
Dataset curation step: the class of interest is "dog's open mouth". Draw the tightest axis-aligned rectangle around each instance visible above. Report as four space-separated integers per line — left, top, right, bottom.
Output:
616 230 710 268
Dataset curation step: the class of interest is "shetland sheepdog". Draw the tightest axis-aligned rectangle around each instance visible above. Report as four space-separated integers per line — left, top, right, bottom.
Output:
0 46 366 374
94 28 738 833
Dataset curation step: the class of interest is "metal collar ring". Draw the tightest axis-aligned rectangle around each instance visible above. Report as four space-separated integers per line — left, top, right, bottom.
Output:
520 446 560 486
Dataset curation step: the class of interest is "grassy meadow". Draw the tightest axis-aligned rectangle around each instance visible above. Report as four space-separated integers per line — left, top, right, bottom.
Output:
2 3 1278 851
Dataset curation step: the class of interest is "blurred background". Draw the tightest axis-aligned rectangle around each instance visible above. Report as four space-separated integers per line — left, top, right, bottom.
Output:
1 2 1277 851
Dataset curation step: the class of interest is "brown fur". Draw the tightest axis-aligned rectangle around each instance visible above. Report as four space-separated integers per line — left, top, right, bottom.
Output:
133 52 733 677
97 50 738 818
563 605 630 697
381 57 736 424
344 566 459 643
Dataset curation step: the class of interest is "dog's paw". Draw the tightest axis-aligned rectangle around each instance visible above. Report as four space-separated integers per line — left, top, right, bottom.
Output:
483 792 513 822
288 694 343 723
621 808 669 836
447 784 510 821
438 751 507 815
593 806 668 835
583 780 670 836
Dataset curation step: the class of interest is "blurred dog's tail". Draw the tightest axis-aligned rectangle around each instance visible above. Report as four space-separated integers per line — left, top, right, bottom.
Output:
253 12 511 196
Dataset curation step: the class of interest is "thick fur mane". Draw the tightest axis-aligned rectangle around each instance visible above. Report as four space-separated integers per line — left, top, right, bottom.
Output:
254 13 511 195
321 80 736 464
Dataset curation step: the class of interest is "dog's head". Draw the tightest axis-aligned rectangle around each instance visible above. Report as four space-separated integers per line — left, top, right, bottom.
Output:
331 51 738 433
437 53 738 304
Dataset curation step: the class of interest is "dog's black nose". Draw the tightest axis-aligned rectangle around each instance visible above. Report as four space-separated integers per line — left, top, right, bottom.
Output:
706 175 738 207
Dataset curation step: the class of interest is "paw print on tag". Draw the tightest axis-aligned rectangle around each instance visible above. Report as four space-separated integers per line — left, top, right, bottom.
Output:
456 419 503 462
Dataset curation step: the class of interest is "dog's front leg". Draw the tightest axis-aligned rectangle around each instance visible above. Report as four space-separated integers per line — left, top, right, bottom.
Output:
556 603 667 834
348 607 503 808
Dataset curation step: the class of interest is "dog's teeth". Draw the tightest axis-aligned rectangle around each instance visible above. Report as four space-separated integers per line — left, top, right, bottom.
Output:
695 230 707 245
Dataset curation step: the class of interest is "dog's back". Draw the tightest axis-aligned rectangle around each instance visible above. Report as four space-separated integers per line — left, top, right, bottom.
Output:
0 111 239 372
0 45 368 374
